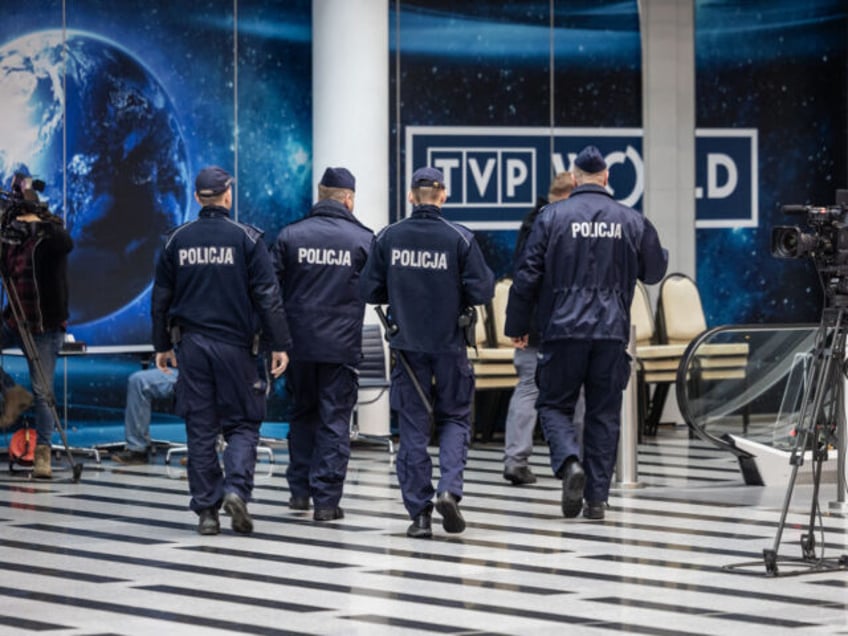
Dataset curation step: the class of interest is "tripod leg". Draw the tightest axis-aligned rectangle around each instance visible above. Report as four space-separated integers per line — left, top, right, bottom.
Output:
49 402 83 482
0 278 82 481
764 313 834 573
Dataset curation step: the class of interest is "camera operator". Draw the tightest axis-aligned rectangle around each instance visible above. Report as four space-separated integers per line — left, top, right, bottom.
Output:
0 172 73 479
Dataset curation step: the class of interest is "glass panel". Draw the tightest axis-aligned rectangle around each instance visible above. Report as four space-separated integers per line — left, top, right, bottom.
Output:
678 324 818 448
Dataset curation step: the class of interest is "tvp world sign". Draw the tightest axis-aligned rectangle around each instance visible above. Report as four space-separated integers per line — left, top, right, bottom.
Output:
406 126 757 230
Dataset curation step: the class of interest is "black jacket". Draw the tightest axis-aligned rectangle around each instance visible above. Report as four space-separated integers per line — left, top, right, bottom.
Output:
512 196 549 347
506 184 668 343
360 204 495 354
1 216 72 333
273 199 373 364
151 205 291 352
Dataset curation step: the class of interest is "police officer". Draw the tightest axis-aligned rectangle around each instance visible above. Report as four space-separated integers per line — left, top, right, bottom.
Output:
272 167 373 522
152 165 290 536
505 146 668 521
360 166 495 538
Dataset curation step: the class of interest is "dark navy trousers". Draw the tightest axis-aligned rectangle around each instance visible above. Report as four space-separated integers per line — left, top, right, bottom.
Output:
285 360 358 509
175 332 266 513
535 339 630 504
391 350 474 519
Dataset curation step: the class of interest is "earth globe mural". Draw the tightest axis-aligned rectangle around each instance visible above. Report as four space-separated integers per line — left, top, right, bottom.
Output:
0 29 190 326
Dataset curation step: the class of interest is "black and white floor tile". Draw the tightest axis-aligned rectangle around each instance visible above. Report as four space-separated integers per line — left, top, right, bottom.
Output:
0 427 846 635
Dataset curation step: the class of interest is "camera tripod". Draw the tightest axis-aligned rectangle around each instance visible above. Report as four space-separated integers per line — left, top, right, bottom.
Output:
0 272 82 482
763 302 848 576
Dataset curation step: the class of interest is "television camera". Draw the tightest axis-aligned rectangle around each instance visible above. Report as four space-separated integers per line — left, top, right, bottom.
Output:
0 174 50 229
762 190 848 576
772 201 848 265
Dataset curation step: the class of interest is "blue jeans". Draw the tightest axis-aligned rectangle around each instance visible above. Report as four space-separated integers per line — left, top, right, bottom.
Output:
503 346 539 470
1 323 63 446
124 368 178 452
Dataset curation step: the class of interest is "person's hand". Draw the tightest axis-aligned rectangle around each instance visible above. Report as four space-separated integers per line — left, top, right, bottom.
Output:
270 351 289 378
155 350 178 373
511 335 529 350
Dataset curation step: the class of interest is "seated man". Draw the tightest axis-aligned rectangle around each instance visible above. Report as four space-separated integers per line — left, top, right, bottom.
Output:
112 367 178 464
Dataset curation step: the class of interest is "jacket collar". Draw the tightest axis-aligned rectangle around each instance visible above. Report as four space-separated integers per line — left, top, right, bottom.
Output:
199 205 230 218
570 183 613 198
310 199 371 231
411 204 442 217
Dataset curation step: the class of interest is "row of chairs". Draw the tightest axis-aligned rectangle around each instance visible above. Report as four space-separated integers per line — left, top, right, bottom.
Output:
466 274 725 440
353 274 746 444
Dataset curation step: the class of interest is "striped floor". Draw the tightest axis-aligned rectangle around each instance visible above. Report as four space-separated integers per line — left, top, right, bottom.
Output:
0 426 846 635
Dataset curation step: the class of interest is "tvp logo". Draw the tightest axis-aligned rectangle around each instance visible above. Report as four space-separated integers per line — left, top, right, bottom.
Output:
406 126 757 230
695 129 758 228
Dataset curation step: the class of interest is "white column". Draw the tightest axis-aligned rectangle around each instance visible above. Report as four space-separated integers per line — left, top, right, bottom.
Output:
312 0 389 241
313 0 390 437
640 0 696 278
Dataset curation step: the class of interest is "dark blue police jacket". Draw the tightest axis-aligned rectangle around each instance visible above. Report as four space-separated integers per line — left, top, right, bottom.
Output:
360 204 495 354
273 199 373 365
505 184 668 343
152 205 292 353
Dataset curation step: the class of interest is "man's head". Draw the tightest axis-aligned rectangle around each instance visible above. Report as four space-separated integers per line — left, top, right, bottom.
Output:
572 145 608 187
194 166 234 208
408 166 447 206
548 171 574 202
318 167 355 211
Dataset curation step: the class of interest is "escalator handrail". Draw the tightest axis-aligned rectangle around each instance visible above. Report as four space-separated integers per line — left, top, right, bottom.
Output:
674 322 817 458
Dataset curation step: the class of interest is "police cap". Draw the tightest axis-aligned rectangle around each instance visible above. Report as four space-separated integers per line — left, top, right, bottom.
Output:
574 145 607 174
319 167 356 191
195 166 234 197
411 167 445 189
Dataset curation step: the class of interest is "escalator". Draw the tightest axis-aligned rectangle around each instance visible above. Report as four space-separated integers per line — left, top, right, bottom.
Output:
674 323 819 485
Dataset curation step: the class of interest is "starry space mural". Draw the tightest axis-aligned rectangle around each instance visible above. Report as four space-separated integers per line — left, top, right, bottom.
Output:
0 0 312 346
0 0 843 439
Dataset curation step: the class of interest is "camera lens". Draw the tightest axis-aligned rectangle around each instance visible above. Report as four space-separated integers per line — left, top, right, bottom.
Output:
779 231 798 255
771 226 802 258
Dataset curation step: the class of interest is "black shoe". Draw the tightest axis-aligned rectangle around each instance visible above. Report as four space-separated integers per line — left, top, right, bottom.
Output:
406 511 432 538
313 507 344 522
561 458 585 518
583 501 606 520
435 492 466 533
222 492 253 534
503 465 537 485
112 449 149 465
289 496 310 510
197 508 220 535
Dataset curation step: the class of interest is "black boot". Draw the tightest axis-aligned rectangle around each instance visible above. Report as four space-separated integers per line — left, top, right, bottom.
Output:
407 511 432 538
435 492 466 533
197 508 220 535
561 457 585 518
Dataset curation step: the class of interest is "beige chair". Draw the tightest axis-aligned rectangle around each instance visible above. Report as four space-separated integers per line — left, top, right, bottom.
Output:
468 278 519 390
629 279 687 438
657 273 707 345
466 278 520 441
650 273 749 434
658 274 749 379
